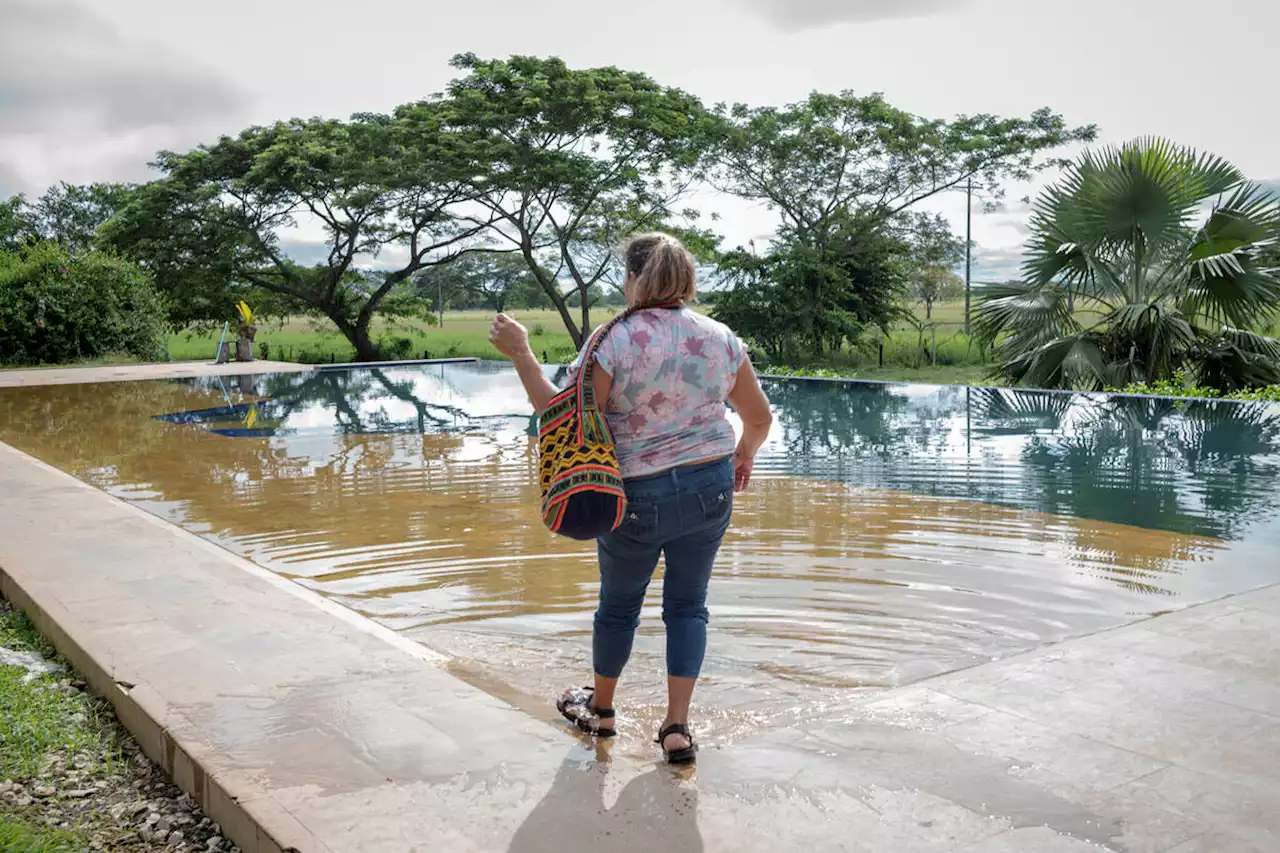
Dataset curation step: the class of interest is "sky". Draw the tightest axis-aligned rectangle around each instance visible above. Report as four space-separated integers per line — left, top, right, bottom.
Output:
2 0 1278 281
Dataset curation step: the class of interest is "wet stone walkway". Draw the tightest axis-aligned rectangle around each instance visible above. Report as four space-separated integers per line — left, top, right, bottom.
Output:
0 437 1278 851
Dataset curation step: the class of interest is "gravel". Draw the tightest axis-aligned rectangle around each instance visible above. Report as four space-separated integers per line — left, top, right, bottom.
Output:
2 598 244 852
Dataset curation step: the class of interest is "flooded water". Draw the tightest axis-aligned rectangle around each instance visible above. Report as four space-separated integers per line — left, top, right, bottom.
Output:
2 363 1279 744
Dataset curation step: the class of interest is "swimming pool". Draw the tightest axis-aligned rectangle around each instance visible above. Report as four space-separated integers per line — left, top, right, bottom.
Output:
3 363 1278 742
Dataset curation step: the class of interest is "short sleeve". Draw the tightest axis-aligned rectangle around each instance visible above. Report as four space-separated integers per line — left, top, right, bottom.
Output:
594 327 618 377
726 329 749 368
567 324 616 380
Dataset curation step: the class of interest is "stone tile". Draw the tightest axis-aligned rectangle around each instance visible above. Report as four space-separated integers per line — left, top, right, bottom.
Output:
1112 765 1280 838
1163 827 1280 853
858 785 1012 847
942 709 1168 797
962 826 1113 852
856 686 994 731
1068 791 1207 853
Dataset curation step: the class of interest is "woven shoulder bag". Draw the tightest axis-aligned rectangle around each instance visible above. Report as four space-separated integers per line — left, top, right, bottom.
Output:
537 303 677 540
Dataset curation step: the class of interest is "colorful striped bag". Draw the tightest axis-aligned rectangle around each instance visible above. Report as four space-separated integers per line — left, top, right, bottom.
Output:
537 312 631 540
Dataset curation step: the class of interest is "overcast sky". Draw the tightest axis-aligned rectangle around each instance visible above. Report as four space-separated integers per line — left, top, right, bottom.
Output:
3 0 1277 279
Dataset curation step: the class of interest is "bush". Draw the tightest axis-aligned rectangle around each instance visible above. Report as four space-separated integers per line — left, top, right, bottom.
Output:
0 241 167 366
375 335 414 360
1113 370 1280 402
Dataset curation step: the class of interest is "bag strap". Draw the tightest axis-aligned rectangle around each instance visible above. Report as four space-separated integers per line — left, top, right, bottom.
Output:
577 301 683 413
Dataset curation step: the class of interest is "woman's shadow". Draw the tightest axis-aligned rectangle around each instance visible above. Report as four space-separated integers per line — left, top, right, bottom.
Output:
508 743 704 853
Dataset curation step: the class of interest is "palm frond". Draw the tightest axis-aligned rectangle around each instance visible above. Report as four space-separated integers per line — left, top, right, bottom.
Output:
1020 333 1107 390
1193 327 1280 391
974 280 1078 347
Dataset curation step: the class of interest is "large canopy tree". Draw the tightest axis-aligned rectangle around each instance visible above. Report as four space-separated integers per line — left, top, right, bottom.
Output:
102 106 482 359
711 93 1097 248
976 138 1280 391
431 54 719 347
708 92 1094 358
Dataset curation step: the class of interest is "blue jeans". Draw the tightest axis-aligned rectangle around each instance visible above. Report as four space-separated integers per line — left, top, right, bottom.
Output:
594 456 734 680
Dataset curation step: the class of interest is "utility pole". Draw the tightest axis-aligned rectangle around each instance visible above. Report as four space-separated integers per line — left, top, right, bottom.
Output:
964 176 973 336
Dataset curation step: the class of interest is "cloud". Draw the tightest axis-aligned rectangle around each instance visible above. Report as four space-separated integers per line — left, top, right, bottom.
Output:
971 246 1025 283
743 0 972 30
0 0 249 194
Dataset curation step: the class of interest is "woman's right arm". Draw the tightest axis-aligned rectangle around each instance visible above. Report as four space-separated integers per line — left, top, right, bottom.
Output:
727 360 773 492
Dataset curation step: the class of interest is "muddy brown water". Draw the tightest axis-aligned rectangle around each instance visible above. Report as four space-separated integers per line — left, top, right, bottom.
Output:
2 364 1278 750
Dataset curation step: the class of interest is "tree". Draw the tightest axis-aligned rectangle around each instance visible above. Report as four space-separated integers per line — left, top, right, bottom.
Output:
33 182 136 254
912 267 964 319
976 138 1280 391
102 108 482 359
0 196 38 252
713 215 907 360
435 54 718 347
413 252 547 316
711 93 1096 250
898 212 965 319
0 241 167 366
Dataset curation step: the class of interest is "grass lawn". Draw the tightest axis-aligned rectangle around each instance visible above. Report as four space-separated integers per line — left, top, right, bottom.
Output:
165 308 605 365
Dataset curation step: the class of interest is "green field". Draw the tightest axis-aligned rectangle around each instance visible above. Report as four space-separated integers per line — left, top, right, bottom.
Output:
163 302 997 382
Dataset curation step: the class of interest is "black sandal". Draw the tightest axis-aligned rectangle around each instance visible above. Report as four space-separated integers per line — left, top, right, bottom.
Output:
656 723 697 764
557 687 617 739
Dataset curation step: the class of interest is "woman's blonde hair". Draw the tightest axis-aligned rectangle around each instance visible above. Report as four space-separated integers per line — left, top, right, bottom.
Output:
625 233 696 306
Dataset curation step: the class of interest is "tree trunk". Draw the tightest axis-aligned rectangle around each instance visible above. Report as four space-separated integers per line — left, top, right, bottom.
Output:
580 292 591 344
350 321 379 362
332 314 380 362
926 300 933 320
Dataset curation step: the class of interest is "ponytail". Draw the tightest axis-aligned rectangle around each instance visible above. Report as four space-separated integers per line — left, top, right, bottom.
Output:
625 233 696 306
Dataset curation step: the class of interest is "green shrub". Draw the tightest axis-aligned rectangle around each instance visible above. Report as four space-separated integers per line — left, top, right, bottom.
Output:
1113 370 1280 402
0 241 167 366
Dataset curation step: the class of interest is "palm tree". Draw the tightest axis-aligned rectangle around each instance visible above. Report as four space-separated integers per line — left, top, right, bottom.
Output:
976 138 1280 391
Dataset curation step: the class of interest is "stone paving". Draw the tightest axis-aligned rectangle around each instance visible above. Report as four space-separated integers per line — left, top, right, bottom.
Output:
1 394 1278 851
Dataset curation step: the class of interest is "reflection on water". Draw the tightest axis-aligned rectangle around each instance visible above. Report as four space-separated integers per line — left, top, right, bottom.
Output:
2 365 1279 742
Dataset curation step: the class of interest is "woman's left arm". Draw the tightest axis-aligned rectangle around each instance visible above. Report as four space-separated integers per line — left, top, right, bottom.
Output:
490 314 611 415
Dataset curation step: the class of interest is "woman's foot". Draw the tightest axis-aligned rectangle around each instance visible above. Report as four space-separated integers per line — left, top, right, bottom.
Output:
657 722 697 764
557 687 617 738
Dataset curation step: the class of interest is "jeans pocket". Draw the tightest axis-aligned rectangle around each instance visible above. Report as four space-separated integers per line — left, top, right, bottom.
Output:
619 499 659 537
695 483 733 524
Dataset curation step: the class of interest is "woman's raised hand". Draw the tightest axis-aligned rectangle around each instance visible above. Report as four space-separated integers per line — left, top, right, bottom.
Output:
489 313 531 360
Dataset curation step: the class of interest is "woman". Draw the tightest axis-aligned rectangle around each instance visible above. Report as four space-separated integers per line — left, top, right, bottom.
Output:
489 233 773 764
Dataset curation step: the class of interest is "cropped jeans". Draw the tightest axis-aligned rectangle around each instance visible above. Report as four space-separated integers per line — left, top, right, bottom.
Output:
594 456 735 680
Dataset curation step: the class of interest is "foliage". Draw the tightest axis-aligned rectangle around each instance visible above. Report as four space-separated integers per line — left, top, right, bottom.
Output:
911 267 964 319
977 138 1280 392
0 241 167 366
1113 370 1280 402
412 252 548 313
100 107 481 360
712 215 908 360
236 300 254 326
711 92 1095 248
31 182 136 254
0 196 38 252
438 54 720 346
